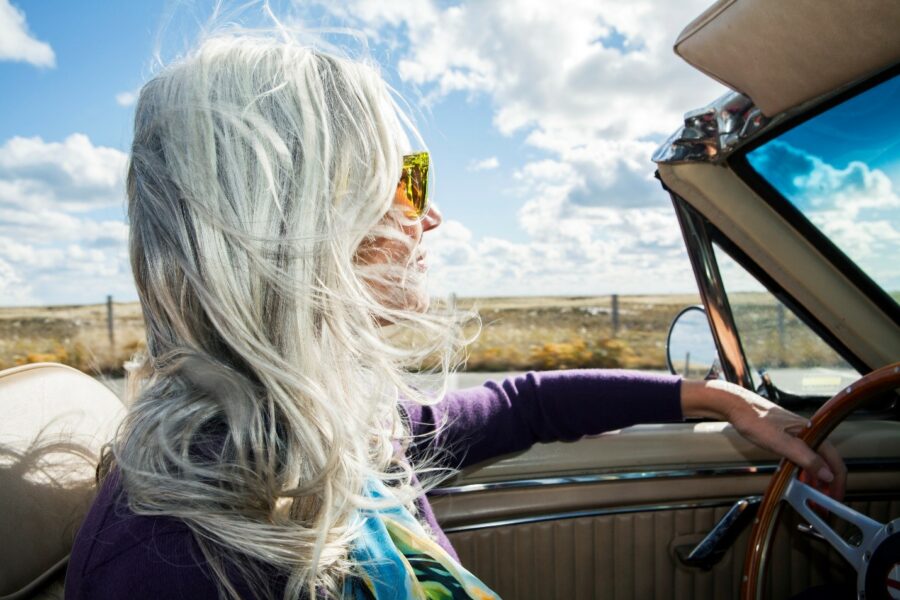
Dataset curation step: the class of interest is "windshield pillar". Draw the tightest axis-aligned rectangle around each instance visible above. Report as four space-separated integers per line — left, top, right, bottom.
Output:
670 193 755 390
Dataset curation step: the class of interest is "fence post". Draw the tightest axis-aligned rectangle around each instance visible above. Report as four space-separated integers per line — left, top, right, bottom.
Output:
611 294 620 336
448 292 457 311
107 295 115 350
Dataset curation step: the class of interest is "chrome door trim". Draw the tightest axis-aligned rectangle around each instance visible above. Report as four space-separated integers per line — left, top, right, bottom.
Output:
432 465 776 496
432 459 900 496
442 489 900 533
442 499 739 533
671 195 755 390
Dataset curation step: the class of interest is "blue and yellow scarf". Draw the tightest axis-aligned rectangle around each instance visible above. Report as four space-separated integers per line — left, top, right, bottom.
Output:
346 480 499 599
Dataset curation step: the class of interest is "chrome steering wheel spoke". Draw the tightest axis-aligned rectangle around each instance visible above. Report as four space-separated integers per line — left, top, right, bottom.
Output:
783 478 883 571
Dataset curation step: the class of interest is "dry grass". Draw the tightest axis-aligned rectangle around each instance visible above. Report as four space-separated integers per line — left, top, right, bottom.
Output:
458 295 699 371
0 302 146 376
727 299 848 369
0 292 848 375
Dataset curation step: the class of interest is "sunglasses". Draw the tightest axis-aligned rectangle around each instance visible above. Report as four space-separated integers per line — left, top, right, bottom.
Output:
397 151 430 220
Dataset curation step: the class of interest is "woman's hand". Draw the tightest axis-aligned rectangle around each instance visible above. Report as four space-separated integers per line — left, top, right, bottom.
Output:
681 379 847 500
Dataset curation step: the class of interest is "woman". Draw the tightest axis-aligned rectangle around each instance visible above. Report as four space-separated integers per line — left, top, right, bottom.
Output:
65 31 845 600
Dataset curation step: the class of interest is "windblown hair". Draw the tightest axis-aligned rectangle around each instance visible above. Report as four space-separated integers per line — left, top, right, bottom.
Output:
104 29 467 599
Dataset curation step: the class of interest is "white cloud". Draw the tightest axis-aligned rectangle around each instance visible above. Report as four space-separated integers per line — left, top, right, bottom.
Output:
425 210 693 297
0 207 128 245
314 0 722 295
0 256 33 304
115 90 138 107
750 140 900 289
0 0 55 67
0 134 132 305
0 231 131 306
0 134 128 211
331 0 722 141
468 156 499 171
801 160 900 217
813 216 900 264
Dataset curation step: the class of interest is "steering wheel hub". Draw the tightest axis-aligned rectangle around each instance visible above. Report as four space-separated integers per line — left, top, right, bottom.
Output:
887 562 900 600
861 520 900 600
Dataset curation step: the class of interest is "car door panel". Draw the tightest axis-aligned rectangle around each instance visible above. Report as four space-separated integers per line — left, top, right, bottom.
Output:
432 420 900 599
446 499 900 600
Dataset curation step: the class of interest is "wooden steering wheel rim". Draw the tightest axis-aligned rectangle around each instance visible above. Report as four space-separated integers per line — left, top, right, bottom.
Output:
740 362 900 600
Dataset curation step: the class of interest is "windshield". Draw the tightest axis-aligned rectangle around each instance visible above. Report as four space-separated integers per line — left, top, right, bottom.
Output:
744 71 900 307
712 243 858 397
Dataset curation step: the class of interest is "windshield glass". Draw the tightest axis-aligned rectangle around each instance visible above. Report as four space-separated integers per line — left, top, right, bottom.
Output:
745 72 900 307
712 243 859 397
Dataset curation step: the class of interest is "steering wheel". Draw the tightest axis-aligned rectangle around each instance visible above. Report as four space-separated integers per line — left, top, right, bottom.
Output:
741 362 900 600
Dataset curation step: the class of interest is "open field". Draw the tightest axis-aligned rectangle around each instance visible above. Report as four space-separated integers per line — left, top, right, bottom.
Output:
0 302 145 376
456 294 700 371
0 293 852 375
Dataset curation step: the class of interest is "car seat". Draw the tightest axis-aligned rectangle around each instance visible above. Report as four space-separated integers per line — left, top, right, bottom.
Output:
0 363 124 600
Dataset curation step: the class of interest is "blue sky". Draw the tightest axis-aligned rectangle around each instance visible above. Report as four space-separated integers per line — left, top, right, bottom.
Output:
0 0 739 306
746 73 900 294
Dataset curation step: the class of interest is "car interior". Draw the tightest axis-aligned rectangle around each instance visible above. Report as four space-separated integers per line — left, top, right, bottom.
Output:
2 1 899 599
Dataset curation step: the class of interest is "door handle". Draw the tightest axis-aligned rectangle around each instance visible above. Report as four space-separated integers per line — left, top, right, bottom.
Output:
675 496 761 570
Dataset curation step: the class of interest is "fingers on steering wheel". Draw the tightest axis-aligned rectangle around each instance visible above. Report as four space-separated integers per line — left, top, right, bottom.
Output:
777 434 849 503
777 435 835 484
818 441 847 501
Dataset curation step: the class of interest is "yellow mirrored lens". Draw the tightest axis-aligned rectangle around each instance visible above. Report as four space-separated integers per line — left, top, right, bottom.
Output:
401 152 429 218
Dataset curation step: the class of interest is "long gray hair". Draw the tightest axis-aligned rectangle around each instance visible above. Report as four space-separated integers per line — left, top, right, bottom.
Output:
105 28 467 599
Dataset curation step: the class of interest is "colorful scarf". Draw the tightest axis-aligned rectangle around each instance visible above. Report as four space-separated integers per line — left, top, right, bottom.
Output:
345 480 500 599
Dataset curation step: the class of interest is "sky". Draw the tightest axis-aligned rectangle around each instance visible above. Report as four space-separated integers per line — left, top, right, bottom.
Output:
746 73 900 294
0 0 740 306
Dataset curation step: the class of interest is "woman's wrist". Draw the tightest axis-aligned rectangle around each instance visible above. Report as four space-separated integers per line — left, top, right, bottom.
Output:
680 379 741 421
681 378 843 491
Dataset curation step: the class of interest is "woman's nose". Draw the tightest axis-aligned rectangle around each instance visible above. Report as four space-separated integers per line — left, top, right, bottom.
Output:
422 204 442 232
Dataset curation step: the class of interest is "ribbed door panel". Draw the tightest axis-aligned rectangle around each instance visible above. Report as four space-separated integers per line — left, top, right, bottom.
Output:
448 499 900 600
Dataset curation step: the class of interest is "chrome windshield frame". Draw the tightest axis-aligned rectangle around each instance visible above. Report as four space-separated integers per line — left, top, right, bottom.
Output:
669 193 755 390
652 91 772 166
652 92 776 386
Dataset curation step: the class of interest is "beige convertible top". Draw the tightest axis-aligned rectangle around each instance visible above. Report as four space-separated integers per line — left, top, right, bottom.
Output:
675 0 900 116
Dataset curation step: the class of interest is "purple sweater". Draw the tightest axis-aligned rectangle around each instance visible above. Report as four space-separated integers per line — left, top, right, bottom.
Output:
65 370 682 599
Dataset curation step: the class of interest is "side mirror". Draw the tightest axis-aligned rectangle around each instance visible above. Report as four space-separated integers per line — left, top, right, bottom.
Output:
666 306 721 380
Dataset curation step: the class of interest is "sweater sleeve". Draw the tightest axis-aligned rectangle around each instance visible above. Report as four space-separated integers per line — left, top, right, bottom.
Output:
402 369 684 469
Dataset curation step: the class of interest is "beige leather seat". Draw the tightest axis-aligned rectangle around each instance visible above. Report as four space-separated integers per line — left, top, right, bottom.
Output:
0 363 124 600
